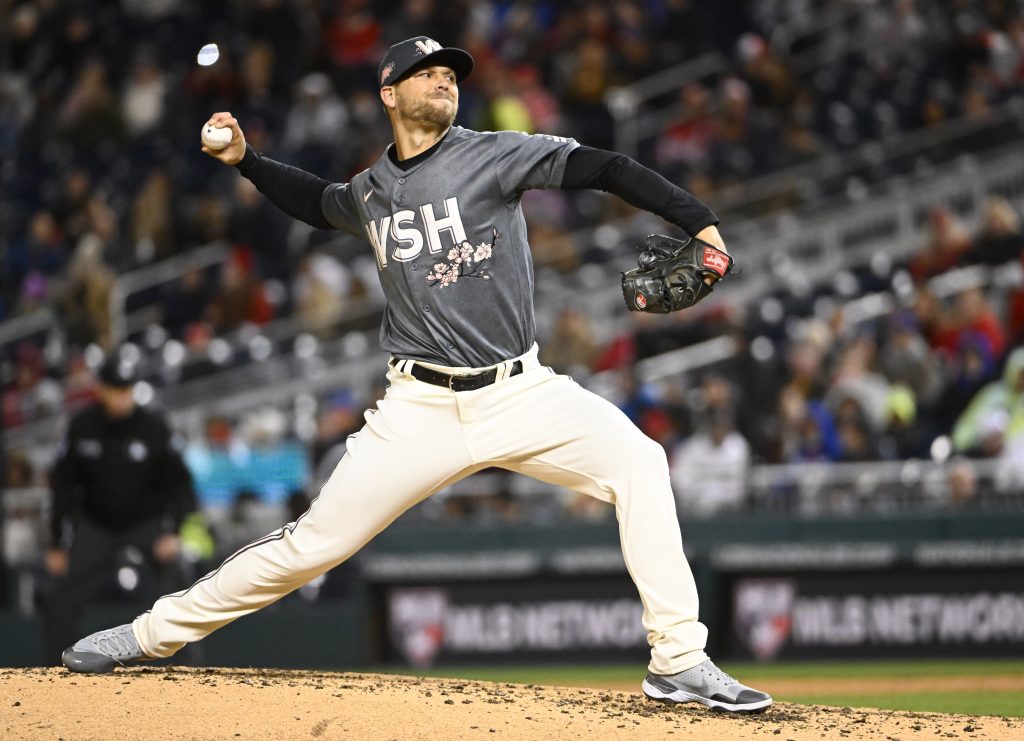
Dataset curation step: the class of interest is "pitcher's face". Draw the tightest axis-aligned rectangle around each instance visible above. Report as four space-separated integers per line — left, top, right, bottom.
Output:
393 66 459 127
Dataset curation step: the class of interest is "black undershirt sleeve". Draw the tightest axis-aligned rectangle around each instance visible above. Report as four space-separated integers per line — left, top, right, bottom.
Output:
560 145 719 236
234 145 334 230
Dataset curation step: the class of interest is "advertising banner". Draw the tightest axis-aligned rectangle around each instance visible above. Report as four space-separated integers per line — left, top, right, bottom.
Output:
728 569 1024 660
383 579 648 666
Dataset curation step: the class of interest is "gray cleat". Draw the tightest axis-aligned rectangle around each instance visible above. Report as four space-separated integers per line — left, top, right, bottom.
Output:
62 623 147 673
642 659 773 713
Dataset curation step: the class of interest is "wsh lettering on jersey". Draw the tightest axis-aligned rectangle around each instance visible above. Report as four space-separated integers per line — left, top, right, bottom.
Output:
364 197 467 268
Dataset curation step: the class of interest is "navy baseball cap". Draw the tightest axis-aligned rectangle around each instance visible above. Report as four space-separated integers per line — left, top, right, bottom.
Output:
378 36 474 88
98 356 139 387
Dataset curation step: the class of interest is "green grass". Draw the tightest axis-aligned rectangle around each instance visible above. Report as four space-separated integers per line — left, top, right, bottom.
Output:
374 660 1024 717
770 691 1024 718
725 659 1024 680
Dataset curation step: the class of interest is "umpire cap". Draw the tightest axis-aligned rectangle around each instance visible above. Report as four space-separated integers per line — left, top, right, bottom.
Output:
378 36 474 88
98 355 139 388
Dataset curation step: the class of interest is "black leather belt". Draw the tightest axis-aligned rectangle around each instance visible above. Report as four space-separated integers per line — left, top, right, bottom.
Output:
405 360 524 391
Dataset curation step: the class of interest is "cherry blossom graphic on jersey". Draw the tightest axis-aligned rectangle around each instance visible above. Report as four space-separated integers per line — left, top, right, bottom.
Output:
426 226 498 288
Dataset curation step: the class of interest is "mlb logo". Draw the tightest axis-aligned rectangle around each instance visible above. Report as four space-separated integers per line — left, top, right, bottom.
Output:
733 579 796 661
388 588 448 667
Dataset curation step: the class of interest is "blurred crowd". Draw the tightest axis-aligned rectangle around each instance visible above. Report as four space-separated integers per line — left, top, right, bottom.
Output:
586 199 1024 516
5 197 1024 531
4 1 1024 335
3 1 1024 531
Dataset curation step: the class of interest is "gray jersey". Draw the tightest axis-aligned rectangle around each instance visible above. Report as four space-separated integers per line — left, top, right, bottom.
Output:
321 126 578 367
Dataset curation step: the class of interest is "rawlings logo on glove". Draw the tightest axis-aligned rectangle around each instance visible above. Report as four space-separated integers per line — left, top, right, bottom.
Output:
621 234 734 313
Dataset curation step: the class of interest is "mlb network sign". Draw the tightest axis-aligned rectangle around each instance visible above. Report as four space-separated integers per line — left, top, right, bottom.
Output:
732 574 1024 660
386 581 647 667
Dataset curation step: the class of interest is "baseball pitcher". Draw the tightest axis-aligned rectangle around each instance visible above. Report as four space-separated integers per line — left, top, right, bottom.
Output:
63 36 770 713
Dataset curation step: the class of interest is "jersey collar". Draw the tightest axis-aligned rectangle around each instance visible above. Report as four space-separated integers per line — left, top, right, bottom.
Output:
386 127 452 171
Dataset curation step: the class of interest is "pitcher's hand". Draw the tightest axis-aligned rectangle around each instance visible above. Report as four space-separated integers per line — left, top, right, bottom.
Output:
201 112 247 165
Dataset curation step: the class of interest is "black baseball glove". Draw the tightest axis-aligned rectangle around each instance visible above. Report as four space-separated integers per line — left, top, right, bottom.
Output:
621 234 735 313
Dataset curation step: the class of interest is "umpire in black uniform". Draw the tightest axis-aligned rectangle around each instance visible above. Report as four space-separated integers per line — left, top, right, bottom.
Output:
42 353 197 663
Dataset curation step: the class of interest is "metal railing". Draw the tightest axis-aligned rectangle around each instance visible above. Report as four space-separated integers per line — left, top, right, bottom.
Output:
746 459 1024 518
721 141 1024 300
109 240 232 345
779 1 878 75
714 99 1024 219
0 242 233 369
605 52 725 158
0 306 54 348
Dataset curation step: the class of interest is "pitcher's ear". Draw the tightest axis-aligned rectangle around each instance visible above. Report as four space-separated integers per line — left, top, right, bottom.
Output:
380 86 395 109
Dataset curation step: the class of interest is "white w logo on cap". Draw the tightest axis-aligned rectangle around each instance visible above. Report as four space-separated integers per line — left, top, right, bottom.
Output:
414 38 443 55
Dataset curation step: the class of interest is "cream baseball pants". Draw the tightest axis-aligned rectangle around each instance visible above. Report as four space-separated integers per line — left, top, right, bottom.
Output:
133 345 709 674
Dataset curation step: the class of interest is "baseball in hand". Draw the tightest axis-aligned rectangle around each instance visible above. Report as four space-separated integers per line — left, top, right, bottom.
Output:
201 124 233 150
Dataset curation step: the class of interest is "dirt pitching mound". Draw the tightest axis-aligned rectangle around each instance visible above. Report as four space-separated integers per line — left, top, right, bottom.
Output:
2 667 1022 740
